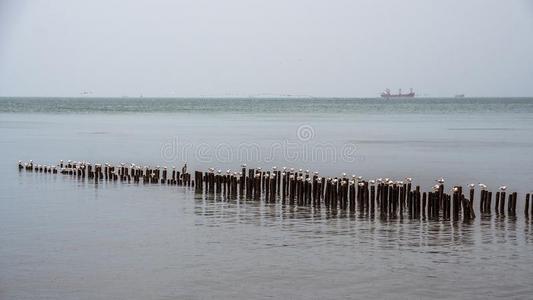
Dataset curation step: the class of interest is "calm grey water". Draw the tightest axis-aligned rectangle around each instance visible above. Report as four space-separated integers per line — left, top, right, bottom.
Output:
1 97 533 299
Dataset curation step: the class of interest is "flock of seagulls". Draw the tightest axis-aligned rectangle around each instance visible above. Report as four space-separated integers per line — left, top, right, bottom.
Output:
19 160 514 193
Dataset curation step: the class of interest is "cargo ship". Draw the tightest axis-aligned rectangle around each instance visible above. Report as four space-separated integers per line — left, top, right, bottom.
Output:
380 88 415 98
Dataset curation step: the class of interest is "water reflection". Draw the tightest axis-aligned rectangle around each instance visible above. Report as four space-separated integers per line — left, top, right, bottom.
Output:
194 191 531 253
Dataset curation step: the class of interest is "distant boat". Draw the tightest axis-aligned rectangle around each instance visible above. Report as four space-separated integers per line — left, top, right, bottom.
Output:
381 88 415 98
454 94 465 98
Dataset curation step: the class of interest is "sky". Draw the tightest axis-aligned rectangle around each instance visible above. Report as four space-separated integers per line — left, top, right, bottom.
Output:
0 0 532 98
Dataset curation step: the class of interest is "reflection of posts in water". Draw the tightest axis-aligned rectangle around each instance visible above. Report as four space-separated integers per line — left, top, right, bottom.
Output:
17 160 533 226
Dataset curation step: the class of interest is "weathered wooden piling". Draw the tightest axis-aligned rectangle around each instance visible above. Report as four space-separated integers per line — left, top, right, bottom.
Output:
526 194 530 217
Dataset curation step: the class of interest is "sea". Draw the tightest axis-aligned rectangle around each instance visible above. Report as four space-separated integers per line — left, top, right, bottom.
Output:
1 97 533 299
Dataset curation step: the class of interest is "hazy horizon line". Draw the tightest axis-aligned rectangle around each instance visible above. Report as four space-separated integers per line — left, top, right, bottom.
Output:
1 95 533 99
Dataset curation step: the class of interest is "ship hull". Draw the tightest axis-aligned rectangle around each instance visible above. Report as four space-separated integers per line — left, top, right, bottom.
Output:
380 94 415 98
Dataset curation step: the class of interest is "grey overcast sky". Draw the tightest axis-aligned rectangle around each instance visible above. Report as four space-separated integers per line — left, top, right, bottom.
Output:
0 0 532 97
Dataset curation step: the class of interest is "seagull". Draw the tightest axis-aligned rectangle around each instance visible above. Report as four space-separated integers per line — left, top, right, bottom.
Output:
436 178 445 184
242 163 247 167
468 183 475 188
272 166 277 170
499 186 507 191
478 183 487 189
405 177 412 183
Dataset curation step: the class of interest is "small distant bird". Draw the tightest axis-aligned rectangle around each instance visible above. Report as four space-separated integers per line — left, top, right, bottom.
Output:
478 183 487 189
468 183 475 188
436 178 445 184
405 177 412 183
257 167 262 171
499 186 507 191
241 163 247 168
433 184 440 191
342 172 347 177
357 176 363 180
369 180 376 184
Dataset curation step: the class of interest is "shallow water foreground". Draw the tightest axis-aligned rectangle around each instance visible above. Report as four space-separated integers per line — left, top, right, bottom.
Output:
2 172 533 299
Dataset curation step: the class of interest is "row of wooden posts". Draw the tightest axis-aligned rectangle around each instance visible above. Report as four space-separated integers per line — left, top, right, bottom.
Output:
19 160 532 220
19 160 192 186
